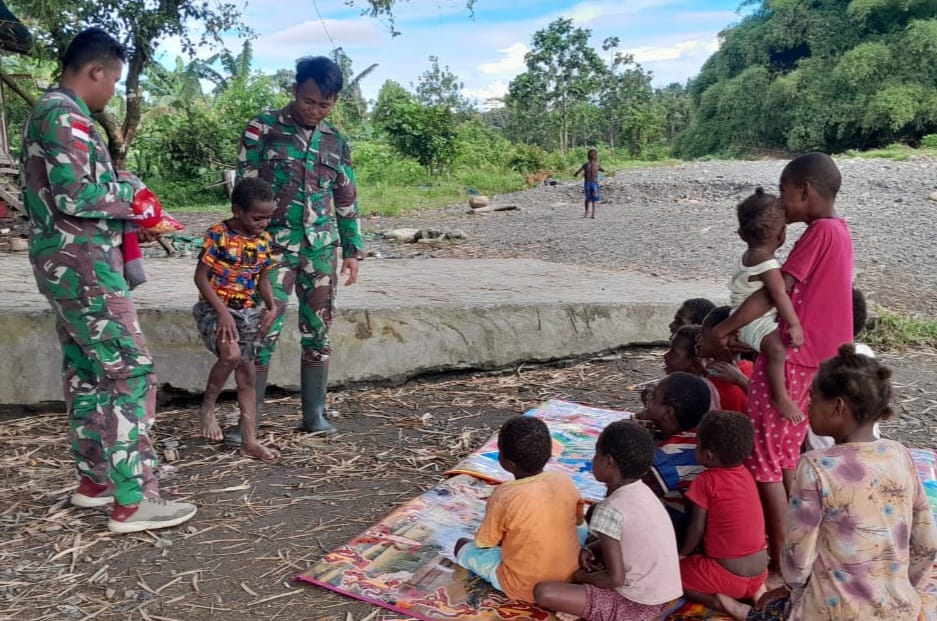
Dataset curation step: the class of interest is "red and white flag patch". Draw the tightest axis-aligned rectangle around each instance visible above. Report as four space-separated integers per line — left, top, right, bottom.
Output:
244 120 262 142
71 119 90 152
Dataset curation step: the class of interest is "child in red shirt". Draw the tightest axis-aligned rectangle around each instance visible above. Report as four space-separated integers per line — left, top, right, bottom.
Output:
697 306 754 414
679 410 768 612
714 152 854 569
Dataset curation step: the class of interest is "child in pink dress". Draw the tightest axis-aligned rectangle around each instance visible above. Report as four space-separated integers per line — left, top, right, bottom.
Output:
714 152 854 570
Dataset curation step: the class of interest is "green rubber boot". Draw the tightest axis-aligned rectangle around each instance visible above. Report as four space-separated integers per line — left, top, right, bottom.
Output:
224 367 269 446
299 364 337 435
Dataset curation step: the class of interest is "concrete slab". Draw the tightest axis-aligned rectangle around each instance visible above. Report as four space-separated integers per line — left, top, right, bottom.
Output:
0 254 726 405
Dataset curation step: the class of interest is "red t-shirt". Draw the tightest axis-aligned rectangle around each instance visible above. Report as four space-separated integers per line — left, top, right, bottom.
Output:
710 360 754 414
781 218 854 368
685 465 766 559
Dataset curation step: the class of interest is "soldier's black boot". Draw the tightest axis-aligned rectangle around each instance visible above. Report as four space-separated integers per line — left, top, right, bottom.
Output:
224 367 269 446
299 364 337 435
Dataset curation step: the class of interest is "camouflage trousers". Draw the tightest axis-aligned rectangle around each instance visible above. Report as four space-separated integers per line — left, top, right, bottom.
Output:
254 244 337 368
50 292 159 506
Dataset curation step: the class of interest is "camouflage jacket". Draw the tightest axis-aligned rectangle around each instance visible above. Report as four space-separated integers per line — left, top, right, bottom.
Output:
236 105 363 259
21 88 136 300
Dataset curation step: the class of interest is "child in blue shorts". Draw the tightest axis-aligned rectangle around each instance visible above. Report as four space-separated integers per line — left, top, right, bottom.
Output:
575 148 605 219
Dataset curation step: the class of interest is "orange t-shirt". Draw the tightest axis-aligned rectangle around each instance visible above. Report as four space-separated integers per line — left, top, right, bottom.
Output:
475 470 582 602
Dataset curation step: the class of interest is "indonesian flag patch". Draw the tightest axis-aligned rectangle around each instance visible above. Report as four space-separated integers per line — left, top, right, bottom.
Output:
244 120 262 142
71 119 90 152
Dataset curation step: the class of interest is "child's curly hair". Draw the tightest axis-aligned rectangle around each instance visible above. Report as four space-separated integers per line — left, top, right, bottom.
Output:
737 187 784 245
596 421 655 479
697 410 754 467
498 416 552 473
814 343 894 425
680 298 717 325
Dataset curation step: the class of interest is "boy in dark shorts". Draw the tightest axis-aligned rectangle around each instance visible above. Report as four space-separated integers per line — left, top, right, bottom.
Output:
193 177 279 461
574 148 605 218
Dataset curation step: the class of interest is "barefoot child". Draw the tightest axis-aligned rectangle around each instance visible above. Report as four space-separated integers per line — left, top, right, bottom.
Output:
679 411 768 611
670 298 716 336
728 188 803 423
574 148 605 218
717 345 937 620
714 153 854 570
697 307 754 414
534 421 682 620
193 177 279 461
454 416 583 602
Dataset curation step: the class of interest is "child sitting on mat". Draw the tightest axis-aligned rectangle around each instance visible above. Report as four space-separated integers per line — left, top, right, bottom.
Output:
679 410 768 613
665 325 721 411
534 421 682 621
454 416 583 602
637 372 714 537
670 298 717 336
697 307 754 414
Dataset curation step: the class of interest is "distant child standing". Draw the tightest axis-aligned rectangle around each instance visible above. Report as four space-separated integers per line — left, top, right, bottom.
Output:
535 421 682 620
193 177 279 462
574 148 605 218
717 346 937 621
714 153 854 570
454 416 583 603
727 188 803 423
679 410 768 612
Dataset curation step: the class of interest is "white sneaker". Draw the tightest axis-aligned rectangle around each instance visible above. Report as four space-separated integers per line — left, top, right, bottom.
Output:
107 497 197 533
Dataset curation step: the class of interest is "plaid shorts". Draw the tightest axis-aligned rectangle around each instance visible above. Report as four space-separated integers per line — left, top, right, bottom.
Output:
192 301 266 363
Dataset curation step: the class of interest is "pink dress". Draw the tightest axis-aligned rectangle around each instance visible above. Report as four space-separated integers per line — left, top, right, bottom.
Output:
746 218 854 483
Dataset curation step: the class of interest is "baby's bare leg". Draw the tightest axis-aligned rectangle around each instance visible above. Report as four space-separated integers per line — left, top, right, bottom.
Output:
761 330 802 423
235 361 279 461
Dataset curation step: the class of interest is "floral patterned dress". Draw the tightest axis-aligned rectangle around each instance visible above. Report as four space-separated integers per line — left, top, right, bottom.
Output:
784 440 937 620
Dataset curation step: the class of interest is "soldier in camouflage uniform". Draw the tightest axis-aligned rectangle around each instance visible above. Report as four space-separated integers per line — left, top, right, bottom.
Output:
21 28 196 533
236 56 364 436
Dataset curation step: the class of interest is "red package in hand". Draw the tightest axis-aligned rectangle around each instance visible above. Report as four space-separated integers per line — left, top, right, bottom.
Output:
148 212 184 235
132 187 163 229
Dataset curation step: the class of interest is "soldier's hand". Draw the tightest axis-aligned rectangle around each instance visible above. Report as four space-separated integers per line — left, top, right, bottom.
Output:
341 258 359 286
136 228 160 244
216 314 239 344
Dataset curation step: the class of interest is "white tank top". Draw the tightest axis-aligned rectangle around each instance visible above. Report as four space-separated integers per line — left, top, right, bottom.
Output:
729 256 782 308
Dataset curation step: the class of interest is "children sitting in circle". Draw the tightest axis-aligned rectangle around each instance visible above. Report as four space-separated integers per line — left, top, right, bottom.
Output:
679 410 768 612
453 416 583 602
717 345 937 620
535 421 682 621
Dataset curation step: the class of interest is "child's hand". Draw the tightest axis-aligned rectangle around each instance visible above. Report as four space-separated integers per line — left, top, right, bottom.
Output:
579 546 599 571
707 361 747 387
776 397 805 424
216 313 239 344
258 308 277 338
788 323 804 347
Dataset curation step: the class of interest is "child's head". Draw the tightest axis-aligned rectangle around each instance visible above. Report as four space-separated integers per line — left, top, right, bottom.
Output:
697 306 733 359
696 410 754 468
593 421 655 484
737 187 785 250
779 152 841 223
642 371 712 436
853 287 867 338
587 148 598 161
670 298 716 335
665 325 705 375
498 416 552 477
809 343 894 438
230 177 275 237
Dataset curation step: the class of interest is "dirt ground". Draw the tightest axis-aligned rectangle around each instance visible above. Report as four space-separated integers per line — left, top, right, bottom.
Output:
3 347 937 621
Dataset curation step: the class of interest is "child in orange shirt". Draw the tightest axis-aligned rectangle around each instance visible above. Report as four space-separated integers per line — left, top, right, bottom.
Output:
454 416 583 602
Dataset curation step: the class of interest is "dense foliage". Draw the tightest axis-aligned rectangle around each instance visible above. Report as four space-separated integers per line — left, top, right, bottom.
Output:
676 0 937 157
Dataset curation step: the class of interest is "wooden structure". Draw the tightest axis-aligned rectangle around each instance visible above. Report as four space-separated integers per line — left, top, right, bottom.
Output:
0 1 31 214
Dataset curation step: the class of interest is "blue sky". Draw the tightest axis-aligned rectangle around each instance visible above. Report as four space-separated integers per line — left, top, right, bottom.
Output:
161 0 748 106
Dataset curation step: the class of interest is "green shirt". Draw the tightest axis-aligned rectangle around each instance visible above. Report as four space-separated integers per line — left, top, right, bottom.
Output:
21 88 136 300
236 104 363 259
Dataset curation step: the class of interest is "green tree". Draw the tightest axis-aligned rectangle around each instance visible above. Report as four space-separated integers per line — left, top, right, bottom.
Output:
413 55 471 113
507 18 606 153
382 100 458 173
372 79 413 131
10 0 250 167
599 38 655 150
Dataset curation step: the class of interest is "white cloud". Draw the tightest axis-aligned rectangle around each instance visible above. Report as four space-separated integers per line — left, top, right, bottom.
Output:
254 19 384 60
462 80 510 105
627 38 720 63
479 43 530 77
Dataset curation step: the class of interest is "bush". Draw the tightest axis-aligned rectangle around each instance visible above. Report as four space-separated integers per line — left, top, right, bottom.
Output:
507 143 550 173
921 134 937 148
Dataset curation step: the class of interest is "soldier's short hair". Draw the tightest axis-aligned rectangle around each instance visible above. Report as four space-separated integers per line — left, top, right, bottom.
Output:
295 56 343 99
232 177 274 212
62 28 126 71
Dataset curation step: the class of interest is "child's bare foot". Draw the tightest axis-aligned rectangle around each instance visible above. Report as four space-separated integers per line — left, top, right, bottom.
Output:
715 593 752 621
199 409 223 441
775 397 804 424
240 441 280 462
